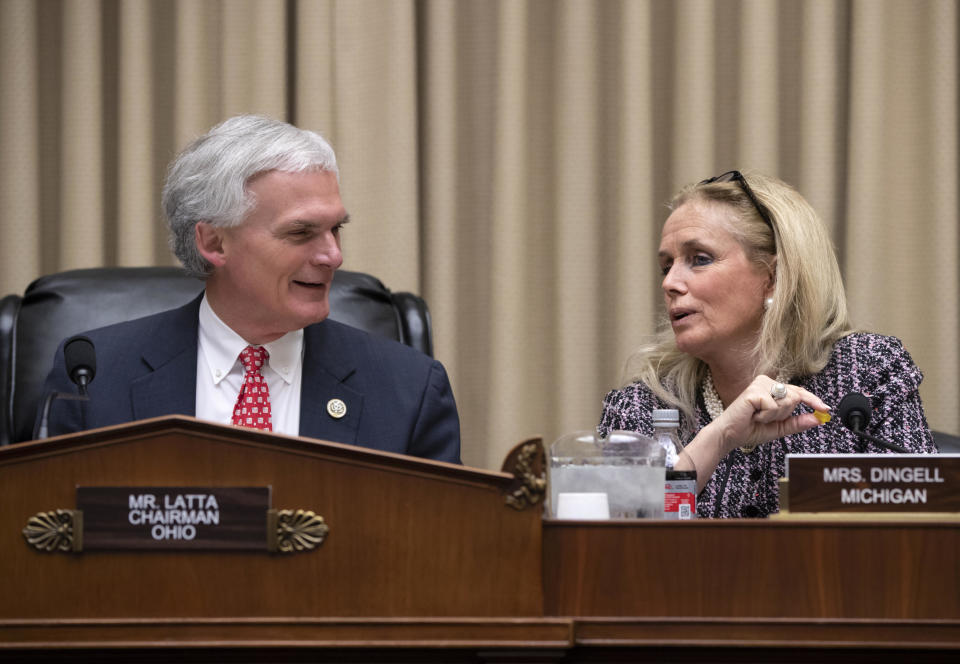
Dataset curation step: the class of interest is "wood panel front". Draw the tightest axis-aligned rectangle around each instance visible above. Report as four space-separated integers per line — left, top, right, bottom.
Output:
542 519 960 620
0 417 543 625
0 617 573 649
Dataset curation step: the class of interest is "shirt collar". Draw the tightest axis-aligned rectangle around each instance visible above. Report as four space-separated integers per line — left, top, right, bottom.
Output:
198 293 303 385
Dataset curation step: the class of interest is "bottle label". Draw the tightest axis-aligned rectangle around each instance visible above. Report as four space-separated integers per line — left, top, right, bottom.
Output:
664 478 696 519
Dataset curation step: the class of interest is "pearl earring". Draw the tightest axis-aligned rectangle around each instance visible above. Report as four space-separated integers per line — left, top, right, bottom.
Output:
764 297 774 311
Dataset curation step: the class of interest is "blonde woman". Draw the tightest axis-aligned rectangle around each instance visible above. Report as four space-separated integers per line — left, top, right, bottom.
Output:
599 171 935 518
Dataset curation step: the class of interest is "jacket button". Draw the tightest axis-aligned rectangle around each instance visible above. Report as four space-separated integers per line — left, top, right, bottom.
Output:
743 505 761 518
749 469 763 483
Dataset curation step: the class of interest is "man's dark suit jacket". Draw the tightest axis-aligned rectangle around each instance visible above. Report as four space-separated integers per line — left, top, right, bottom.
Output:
37 295 461 463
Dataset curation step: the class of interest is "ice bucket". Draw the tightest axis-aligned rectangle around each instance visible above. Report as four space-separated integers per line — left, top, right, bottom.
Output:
548 430 666 519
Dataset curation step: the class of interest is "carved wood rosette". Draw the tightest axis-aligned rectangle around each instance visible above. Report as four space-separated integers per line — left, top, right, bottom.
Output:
22 509 82 553
501 437 547 510
267 508 330 553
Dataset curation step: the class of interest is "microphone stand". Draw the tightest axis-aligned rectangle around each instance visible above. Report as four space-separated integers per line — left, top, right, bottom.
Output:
36 391 89 440
846 423 910 454
841 411 910 454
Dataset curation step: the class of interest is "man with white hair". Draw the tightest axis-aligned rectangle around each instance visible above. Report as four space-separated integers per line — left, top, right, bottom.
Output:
38 115 460 463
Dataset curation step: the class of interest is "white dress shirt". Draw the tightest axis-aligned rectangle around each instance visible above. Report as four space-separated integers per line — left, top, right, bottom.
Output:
196 294 303 436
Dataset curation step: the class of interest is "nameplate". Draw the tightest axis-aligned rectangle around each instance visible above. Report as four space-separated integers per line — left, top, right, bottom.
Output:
784 455 960 513
77 486 271 550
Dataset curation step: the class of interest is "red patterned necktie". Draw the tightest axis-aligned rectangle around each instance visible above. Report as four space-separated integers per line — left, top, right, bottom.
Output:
232 346 272 431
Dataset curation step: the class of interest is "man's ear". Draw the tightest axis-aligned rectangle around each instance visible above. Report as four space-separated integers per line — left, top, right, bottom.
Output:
195 222 227 268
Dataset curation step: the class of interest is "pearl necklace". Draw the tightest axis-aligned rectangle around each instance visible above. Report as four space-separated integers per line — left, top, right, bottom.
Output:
701 368 787 454
701 369 725 422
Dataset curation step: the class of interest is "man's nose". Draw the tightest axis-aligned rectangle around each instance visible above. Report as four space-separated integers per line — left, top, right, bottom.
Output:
311 233 343 268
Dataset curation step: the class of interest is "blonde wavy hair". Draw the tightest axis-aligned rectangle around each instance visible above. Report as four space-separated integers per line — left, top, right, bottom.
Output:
623 171 855 429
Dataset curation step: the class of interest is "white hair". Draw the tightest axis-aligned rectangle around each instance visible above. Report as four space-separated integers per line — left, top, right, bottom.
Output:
162 115 339 277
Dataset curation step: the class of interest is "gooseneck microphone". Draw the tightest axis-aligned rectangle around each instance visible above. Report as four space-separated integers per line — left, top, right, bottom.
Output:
64 335 97 396
36 336 97 440
835 392 909 453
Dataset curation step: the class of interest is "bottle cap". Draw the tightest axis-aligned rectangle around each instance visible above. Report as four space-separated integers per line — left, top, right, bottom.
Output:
652 409 680 425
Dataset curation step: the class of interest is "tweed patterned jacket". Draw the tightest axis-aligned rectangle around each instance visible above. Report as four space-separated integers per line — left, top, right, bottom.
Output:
598 333 937 518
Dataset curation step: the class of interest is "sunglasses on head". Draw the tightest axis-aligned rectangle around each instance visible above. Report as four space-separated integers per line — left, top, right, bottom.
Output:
699 170 774 231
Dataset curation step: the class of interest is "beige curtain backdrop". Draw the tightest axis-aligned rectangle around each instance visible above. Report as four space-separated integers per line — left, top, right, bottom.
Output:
1 0 957 469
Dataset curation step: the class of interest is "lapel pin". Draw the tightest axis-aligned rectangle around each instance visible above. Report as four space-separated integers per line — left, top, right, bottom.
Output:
326 398 347 419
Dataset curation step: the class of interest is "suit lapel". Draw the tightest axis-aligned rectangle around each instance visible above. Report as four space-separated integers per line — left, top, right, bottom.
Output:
299 321 364 444
130 296 201 420
124 303 365 441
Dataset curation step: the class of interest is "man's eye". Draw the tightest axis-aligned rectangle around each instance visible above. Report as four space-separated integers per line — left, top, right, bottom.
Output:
286 229 313 241
659 262 672 276
692 254 713 267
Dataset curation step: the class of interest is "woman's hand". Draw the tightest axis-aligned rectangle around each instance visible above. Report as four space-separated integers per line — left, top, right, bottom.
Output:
675 376 831 493
714 375 830 453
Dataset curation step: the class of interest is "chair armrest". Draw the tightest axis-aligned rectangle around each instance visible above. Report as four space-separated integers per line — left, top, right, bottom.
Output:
392 292 433 358
0 293 23 445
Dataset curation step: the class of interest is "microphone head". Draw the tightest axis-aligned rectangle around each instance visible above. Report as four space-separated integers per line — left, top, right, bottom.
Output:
837 392 871 431
64 335 97 386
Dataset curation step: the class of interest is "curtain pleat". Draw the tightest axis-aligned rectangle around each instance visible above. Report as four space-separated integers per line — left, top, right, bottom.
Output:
60 0 104 268
847 0 958 439
294 0 336 127
609 0 656 389
553 0 603 436
305 0 422 292
672 0 716 182
797 0 845 238
221 0 287 120
0 0 40 287
740 0 780 172
418 0 460 355
117 0 157 265
0 0 956 467
486 0 536 457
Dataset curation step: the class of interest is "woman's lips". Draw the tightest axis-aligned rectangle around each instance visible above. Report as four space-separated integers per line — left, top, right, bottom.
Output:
670 311 699 330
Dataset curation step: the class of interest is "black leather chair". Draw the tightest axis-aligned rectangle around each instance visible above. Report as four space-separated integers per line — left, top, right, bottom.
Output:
933 430 960 454
0 267 433 445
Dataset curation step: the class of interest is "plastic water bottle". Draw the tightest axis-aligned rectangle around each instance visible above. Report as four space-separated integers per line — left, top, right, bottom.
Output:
653 409 697 519
652 409 682 468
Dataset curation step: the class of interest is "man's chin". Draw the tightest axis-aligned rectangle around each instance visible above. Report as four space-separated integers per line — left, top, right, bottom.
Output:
294 303 331 327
